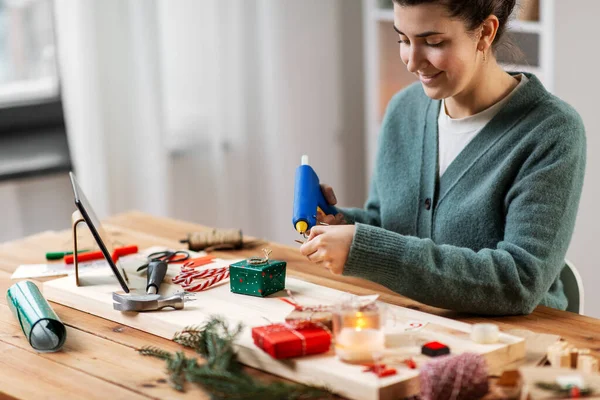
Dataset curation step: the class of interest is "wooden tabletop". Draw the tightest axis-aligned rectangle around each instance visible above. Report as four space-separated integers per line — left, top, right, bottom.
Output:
0 211 598 399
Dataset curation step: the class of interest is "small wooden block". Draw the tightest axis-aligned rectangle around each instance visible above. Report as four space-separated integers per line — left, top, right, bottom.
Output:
547 343 574 368
497 370 520 387
578 355 599 374
570 348 579 369
421 341 450 357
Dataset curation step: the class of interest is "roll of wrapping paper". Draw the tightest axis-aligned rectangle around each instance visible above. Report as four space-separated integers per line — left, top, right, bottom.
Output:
6 280 67 352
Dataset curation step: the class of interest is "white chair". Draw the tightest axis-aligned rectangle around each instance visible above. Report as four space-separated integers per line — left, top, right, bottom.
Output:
561 259 584 314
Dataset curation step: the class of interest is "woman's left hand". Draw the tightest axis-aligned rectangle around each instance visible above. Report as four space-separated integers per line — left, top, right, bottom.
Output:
299 225 356 275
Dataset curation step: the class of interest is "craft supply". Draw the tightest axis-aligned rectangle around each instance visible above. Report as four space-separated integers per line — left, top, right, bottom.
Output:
496 369 521 399
419 353 489 400
422 341 450 357
384 319 428 348
571 348 580 369
362 363 398 378
181 255 215 269
182 271 230 292
112 291 194 312
405 358 417 369
292 155 339 236
470 323 499 344
145 260 168 294
229 249 286 297
548 342 578 368
11 259 109 279
333 297 385 363
535 379 594 398
64 244 139 264
46 249 90 260
172 259 231 292
181 229 244 251
136 250 190 272
6 280 67 352
578 355 599 374
252 322 331 359
556 375 585 389
286 309 333 331
281 291 334 330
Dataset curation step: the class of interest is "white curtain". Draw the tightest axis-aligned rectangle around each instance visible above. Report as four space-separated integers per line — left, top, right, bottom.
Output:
54 0 168 218
54 0 365 244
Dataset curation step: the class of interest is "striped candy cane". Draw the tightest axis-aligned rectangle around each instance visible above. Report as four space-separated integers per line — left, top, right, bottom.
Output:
182 271 230 292
172 264 230 292
172 266 228 284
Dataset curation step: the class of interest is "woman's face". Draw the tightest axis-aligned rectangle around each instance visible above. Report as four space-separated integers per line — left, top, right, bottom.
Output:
394 3 480 100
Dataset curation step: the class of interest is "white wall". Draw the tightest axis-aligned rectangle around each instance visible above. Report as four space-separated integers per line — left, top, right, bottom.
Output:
554 1 600 317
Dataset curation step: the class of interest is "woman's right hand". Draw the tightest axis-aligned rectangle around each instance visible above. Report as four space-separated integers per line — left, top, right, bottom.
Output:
318 184 347 225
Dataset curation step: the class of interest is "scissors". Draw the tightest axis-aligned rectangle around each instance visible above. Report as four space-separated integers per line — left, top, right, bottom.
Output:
136 250 190 272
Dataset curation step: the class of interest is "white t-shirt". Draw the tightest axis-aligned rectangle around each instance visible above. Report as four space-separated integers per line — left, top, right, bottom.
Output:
438 74 528 177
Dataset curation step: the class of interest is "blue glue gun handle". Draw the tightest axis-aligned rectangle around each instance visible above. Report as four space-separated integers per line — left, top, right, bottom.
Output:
317 189 338 216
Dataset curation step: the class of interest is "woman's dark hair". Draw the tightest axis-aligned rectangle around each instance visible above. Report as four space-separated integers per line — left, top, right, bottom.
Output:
392 0 516 48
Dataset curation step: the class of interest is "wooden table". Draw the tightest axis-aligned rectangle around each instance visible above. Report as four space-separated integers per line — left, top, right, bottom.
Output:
0 211 598 399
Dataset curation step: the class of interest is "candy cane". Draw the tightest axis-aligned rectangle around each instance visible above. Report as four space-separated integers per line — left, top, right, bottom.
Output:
172 267 228 284
182 271 230 292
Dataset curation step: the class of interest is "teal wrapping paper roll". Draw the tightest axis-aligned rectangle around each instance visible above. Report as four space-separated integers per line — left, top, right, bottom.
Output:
6 280 67 352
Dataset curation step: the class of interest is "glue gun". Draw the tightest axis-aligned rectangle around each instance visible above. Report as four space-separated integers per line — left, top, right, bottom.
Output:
292 155 338 235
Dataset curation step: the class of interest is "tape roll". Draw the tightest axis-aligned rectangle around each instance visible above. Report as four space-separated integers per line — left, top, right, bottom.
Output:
6 280 67 352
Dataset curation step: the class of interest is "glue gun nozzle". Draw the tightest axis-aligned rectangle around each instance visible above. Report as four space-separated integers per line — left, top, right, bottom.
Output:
295 221 308 235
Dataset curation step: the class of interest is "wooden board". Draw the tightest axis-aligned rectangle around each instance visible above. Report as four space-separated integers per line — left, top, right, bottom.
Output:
43 253 525 400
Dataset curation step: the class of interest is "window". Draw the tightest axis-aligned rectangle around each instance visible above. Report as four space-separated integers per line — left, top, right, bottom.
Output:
0 0 70 181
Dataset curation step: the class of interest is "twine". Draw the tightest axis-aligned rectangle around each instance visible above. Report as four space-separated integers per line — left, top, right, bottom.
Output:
181 229 244 252
419 353 489 400
280 289 334 313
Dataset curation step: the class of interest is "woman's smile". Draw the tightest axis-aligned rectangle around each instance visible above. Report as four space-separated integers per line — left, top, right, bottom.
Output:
419 71 443 85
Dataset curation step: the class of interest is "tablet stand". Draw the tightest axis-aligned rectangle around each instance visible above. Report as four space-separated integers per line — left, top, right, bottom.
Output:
71 210 87 287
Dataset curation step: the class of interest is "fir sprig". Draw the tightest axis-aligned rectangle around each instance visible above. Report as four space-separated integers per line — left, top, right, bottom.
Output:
138 315 335 399
535 382 594 397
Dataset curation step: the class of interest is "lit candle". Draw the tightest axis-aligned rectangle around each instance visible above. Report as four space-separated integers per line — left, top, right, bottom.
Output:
335 327 385 363
333 309 385 363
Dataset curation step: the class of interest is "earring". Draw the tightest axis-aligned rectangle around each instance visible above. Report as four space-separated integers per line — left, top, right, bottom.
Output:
483 51 486 63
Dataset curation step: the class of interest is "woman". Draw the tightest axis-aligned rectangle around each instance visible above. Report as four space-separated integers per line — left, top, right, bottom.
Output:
300 0 586 315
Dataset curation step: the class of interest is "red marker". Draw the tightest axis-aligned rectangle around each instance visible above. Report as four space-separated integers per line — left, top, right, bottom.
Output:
64 245 139 264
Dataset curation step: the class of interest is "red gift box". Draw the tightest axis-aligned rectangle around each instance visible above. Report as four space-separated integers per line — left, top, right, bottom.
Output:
252 322 331 359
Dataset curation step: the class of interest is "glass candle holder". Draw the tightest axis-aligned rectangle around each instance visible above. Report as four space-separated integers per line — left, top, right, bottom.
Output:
333 300 385 363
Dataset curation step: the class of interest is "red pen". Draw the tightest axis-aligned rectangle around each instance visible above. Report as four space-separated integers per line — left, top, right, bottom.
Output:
64 245 139 264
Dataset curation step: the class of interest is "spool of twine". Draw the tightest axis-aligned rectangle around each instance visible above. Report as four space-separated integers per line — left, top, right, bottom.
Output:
420 353 489 400
181 229 244 252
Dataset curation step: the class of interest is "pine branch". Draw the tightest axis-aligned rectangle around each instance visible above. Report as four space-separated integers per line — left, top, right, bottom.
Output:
138 346 173 361
138 315 336 399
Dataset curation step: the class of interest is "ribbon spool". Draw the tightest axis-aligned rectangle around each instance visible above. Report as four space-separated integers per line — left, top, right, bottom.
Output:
420 353 489 400
180 229 243 251
6 281 67 352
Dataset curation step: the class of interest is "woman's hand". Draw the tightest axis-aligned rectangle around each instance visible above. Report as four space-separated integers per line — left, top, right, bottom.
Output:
319 183 347 225
299 224 356 275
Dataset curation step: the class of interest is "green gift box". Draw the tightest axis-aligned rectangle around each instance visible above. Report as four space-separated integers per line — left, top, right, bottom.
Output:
229 255 286 297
